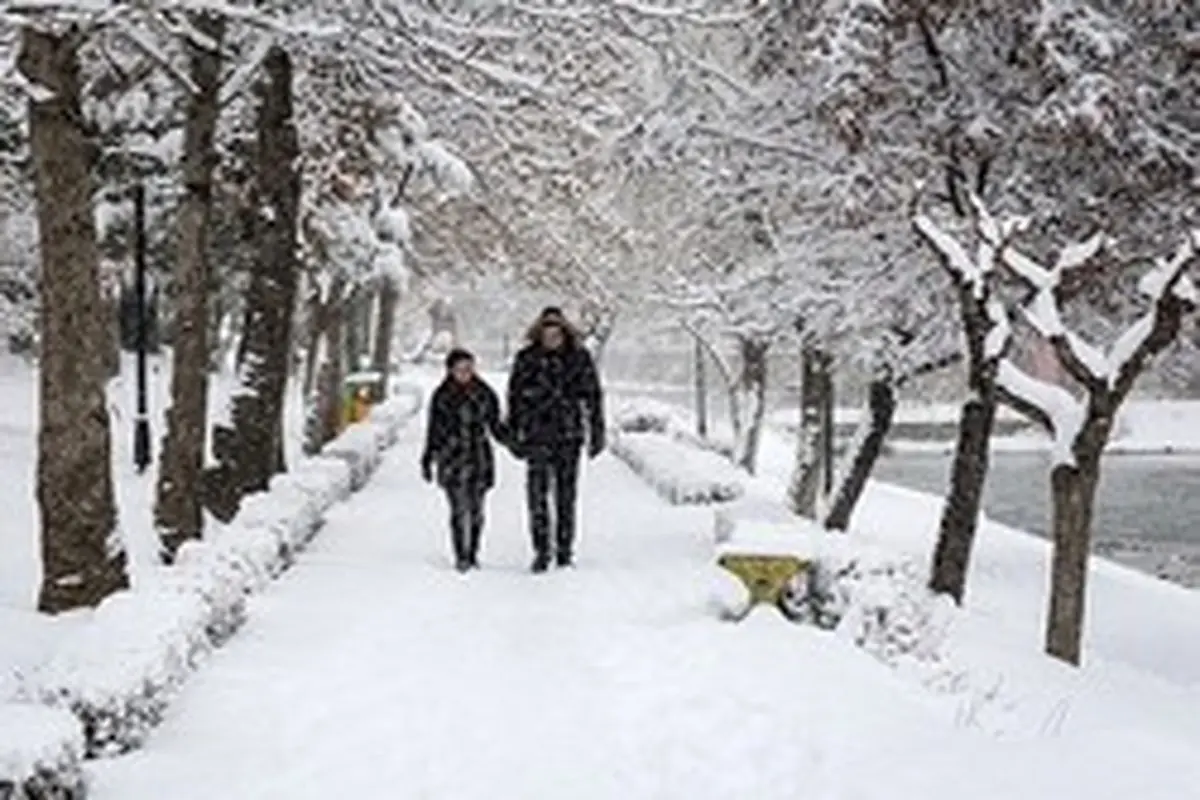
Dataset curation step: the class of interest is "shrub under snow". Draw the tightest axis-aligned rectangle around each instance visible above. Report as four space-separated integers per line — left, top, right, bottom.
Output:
611 431 744 505
0 704 86 799
18 588 212 756
13 391 420 759
612 398 735 459
714 519 954 673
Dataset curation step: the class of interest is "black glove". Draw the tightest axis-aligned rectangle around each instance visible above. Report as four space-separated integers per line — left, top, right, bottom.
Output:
420 456 434 483
508 431 528 460
588 429 606 459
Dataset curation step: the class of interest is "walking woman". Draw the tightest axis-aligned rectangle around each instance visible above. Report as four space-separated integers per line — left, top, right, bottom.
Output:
421 349 507 572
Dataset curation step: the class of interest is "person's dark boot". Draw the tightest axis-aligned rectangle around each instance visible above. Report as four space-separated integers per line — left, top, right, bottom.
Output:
531 552 551 573
555 551 573 569
455 558 471 573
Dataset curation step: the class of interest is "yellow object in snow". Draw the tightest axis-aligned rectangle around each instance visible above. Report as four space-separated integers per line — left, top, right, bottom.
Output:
343 387 372 426
717 553 810 621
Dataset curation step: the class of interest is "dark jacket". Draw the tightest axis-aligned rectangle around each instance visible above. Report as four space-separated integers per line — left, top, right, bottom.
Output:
506 341 604 453
421 377 506 489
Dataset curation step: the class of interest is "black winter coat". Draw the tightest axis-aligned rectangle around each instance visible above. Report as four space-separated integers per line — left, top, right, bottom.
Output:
506 343 604 453
421 377 506 489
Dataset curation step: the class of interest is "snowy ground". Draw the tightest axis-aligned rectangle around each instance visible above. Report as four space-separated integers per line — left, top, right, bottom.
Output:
81 404 1200 799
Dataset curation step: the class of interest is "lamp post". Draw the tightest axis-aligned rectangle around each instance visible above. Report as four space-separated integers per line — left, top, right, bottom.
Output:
132 181 152 473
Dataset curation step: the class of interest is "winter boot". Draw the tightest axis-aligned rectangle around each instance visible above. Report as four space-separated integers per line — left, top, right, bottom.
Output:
555 551 574 569
531 552 551 574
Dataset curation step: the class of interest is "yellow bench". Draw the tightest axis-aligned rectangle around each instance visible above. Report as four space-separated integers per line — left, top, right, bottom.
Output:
716 552 811 622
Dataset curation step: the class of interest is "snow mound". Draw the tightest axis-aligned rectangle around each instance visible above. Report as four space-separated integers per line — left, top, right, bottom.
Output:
13 391 422 759
0 703 86 799
322 422 388 490
714 494 798 544
611 431 744 505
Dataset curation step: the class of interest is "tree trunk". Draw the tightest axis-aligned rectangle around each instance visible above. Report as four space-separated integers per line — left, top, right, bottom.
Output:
303 274 348 456
789 346 834 517
824 375 896 531
155 14 224 562
321 300 347 442
202 46 299 519
1044 456 1101 666
343 286 363 373
928 393 997 603
256 47 301 477
103 295 121 378
693 335 708 440
21 27 129 611
733 338 769 474
370 277 399 401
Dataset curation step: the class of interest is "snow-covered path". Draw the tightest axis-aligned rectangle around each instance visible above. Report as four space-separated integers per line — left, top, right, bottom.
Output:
90 423 986 799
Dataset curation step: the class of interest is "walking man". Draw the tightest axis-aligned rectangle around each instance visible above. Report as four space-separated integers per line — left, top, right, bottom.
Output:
507 307 606 572
421 349 507 572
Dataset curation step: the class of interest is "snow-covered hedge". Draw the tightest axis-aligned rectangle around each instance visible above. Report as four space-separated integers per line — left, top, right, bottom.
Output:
611 431 744 505
13 390 421 759
0 704 86 799
612 398 735 459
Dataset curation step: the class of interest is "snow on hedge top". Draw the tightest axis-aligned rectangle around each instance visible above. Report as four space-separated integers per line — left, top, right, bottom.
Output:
0 703 83 782
612 397 691 434
717 518 869 564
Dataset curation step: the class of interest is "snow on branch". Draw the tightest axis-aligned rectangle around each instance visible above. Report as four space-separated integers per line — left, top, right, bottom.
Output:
913 214 985 289
996 359 1084 464
1109 231 1199 397
1003 229 1196 392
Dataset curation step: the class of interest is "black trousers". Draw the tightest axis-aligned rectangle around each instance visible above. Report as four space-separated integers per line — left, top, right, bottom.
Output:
444 482 487 564
526 445 581 557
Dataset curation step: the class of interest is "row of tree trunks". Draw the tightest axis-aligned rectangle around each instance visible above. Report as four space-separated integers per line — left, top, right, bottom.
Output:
202 46 300 522
21 27 130 612
155 14 225 562
789 345 835 517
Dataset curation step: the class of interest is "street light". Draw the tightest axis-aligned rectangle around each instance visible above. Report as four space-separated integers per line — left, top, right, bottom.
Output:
132 181 152 473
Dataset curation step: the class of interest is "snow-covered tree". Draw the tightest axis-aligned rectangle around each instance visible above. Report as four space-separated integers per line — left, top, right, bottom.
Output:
919 197 1197 665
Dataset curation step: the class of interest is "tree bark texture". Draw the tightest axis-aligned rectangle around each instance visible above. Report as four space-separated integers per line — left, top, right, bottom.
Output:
824 375 896 531
202 46 300 519
928 274 1001 605
370 277 399 401
21 27 129 612
155 14 224 562
1045 454 1100 666
733 338 769 475
789 346 834 517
